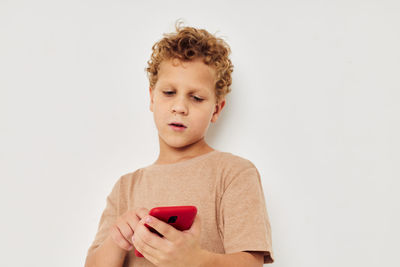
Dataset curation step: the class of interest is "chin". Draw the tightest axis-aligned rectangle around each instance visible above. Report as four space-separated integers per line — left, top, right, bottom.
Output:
162 136 201 149
165 140 193 149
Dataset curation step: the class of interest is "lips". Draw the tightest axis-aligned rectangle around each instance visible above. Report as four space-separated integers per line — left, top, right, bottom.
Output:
168 122 187 128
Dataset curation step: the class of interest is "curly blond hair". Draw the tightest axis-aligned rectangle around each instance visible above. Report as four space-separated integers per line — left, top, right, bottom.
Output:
146 23 233 103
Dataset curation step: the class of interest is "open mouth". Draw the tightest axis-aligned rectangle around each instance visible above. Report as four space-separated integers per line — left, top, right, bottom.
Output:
169 122 187 128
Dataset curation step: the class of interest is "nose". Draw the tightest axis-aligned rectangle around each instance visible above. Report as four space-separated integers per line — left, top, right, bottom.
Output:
171 96 188 115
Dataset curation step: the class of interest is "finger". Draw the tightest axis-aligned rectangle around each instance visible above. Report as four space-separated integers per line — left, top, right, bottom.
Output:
116 219 135 245
142 215 180 241
185 214 201 236
110 225 133 251
132 230 158 253
135 207 150 218
129 208 150 232
135 219 168 248
132 233 159 264
124 211 141 236
134 207 150 222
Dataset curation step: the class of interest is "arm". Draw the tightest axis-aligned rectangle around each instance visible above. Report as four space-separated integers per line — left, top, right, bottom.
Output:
200 250 264 267
85 242 263 267
84 236 128 267
131 214 265 267
85 207 152 267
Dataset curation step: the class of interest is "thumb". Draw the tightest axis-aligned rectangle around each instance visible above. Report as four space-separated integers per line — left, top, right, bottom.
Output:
186 213 201 236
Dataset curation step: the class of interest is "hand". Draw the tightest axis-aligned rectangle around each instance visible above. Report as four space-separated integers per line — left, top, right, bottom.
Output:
132 213 205 267
109 207 150 251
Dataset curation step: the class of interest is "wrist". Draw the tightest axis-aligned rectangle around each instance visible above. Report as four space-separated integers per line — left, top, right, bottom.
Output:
196 248 214 267
103 235 130 256
87 236 128 267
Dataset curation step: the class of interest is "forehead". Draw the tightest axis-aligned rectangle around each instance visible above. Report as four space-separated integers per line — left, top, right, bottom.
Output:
156 58 216 92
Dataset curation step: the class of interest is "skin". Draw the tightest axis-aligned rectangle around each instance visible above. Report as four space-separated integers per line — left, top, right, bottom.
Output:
107 208 263 267
149 57 225 165
90 58 264 267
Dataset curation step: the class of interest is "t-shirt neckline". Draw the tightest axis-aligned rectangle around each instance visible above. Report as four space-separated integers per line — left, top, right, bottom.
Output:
147 150 220 169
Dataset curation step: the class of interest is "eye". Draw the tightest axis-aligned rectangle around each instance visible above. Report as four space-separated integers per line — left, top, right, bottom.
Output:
192 96 204 102
163 91 175 96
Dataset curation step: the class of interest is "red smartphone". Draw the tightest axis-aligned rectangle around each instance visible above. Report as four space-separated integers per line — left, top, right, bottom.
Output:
134 205 197 257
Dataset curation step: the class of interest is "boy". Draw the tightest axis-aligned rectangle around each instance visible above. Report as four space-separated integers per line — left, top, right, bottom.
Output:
85 23 274 267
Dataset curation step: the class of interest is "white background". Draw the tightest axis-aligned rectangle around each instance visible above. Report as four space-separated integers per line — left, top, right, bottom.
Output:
1 0 399 266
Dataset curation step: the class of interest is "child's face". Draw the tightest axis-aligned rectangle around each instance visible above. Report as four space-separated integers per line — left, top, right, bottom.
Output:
149 58 225 149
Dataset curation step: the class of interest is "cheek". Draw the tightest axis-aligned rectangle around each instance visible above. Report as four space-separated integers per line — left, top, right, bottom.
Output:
152 109 166 131
154 109 167 125
192 106 214 129
153 100 168 120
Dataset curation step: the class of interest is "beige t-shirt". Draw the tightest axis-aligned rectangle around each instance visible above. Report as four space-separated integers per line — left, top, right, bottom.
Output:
87 150 274 265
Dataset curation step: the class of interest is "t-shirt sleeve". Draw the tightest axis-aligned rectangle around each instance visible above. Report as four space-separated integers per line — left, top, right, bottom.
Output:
86 178 121 256
219 163 274 263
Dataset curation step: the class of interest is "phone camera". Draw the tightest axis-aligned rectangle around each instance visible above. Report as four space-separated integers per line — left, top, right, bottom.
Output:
168 216 177 223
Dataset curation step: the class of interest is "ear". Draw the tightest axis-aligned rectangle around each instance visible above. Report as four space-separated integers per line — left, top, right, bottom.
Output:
149 87 154 112
211 98 226 123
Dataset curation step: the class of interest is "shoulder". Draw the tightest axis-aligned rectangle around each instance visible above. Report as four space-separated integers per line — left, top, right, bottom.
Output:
107 168 144 205
109 168 144 191
212 151 261 188
120 168 143 180
215 151 258 172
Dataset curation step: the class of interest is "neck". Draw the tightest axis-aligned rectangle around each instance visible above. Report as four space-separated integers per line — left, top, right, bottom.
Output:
155 136 214 165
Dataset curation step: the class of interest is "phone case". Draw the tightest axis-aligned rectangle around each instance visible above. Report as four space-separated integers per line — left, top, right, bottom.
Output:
134 205 197 257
